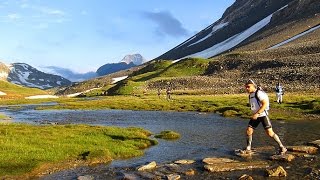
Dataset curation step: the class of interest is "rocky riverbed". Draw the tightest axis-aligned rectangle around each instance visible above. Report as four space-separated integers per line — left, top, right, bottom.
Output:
40 140 320 180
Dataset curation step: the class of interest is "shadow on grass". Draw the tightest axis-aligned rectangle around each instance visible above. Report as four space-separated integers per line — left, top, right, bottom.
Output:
109 135 158 145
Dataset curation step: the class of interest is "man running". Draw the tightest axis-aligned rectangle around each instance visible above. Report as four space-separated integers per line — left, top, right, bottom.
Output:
242 79 287 155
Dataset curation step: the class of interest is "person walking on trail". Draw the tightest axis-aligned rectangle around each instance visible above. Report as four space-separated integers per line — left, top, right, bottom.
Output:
275 82 284 104
242 79 287 155
157 88 161 99
166 84 172 100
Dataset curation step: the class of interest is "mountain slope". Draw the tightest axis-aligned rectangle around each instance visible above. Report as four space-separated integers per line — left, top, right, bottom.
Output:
0 62 72 90
155 0 319 60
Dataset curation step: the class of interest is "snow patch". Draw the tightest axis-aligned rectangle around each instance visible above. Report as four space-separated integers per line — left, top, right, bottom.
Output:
66 88 100 97
188 22 229 47
180 5 288 59
172 59 180 64
25 95 59 99
112 76 128 84
0 72 8 79
66 93 82 98
269 24 320 49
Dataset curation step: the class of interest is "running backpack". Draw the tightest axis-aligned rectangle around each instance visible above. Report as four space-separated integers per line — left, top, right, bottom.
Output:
250 89 269 114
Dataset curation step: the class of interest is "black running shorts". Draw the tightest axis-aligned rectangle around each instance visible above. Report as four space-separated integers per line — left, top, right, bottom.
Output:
248 116 272 129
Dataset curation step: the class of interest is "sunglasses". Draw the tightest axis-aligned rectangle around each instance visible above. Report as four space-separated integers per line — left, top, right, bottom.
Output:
245 85 251 88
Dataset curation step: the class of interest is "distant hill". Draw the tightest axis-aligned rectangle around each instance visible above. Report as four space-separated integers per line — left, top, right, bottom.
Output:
96 54 146 76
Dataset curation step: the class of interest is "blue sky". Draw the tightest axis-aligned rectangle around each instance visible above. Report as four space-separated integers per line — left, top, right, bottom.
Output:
0 0 235 73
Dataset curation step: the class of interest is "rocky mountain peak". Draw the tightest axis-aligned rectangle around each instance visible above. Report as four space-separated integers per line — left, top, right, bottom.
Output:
0 62 72 89
120 54 146 65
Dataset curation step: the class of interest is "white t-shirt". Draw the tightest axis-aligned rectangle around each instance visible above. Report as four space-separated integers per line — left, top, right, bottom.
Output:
276 85 283 94
249 90 269 117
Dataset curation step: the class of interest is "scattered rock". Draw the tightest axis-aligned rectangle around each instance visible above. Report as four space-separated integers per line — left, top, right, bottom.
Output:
166 174 180 180
287 145 318 154
308 139 320 148
303 154 317 158
239 174 253 180
184 169 195 176
77 175 94 180
136 161 157 171
305 168 320 179
203 157 238 164
266 165 287 177
270 154 295 162
204 161 268 172
136 171 160 179
116 172 139 180
174 159 195 165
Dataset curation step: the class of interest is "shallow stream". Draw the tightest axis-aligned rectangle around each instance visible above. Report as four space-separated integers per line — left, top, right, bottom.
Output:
1 104 320 179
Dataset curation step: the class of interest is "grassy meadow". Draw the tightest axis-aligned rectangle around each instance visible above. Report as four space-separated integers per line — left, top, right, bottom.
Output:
0 124 157 177
17 92 318 121
0 80 47 99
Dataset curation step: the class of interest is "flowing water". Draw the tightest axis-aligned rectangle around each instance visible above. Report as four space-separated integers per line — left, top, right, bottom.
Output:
1 104 320 179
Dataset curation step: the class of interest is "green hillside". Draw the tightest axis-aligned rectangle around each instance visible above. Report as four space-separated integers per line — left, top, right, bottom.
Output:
159 58 209 77
0 80 47 99
107 58 209 95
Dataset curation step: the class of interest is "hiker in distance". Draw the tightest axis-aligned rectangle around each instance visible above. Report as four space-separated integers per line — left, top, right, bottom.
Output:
242 79 287 155
275 82 284 104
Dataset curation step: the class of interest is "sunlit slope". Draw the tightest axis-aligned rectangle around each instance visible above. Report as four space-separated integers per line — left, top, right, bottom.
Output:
236 13 320 51
107 58 209 95
205 38 320 92
0 80 47 99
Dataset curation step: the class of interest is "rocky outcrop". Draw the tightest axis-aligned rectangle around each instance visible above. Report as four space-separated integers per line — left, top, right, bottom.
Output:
203 158 268 172
266 165 287 177
120 54 146 65
287 145 318 154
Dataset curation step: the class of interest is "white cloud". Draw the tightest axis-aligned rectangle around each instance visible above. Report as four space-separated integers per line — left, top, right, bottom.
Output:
8 13 21 20
18 2 66 16
39 8 65 16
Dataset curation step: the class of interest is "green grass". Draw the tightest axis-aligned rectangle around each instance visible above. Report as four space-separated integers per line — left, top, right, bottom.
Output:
29 92 320 121
107 80 146 95
159 58 209 77
0 113 8 119
1 89 319 121
106 58 209 95
0 80 47 99
0 123 157 177
154 130 181 140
